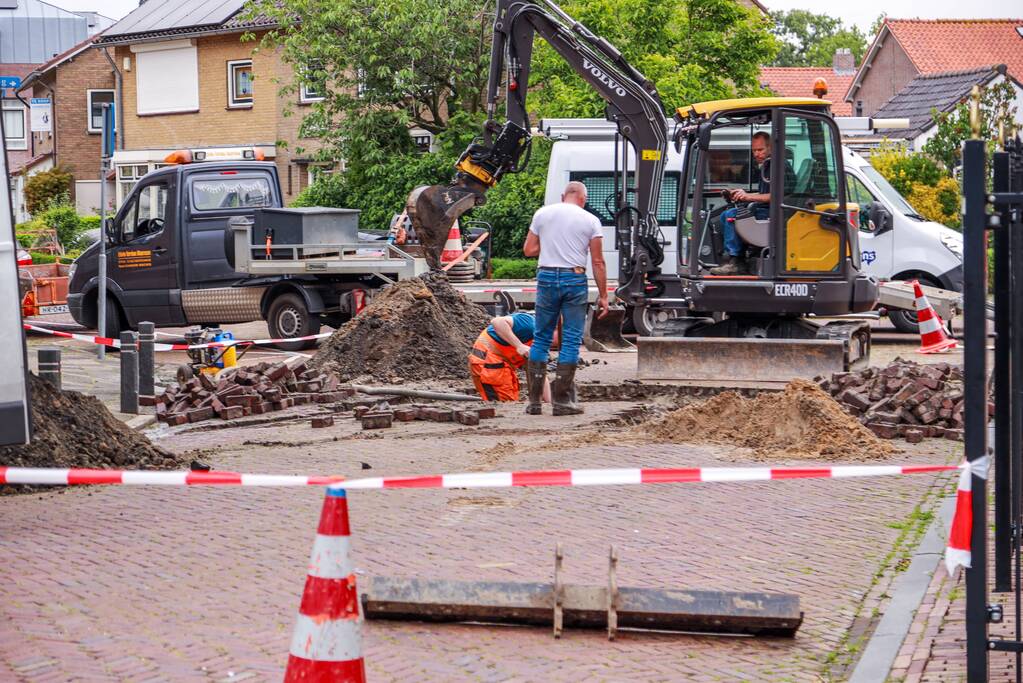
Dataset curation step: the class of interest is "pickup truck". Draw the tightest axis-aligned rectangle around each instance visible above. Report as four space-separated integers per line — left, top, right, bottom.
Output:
67 161 419 348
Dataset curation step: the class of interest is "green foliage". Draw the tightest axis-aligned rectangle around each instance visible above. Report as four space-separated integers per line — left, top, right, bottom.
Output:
491 258 538 279
473 139 552 258
770 10 866 67
15 231 34 247
26 252 73 264
530 0 778 118
870 144 961 228
39 202 86 251
23 166 73 216
905 177 961 229
922 80 1019 174
78 215 102 232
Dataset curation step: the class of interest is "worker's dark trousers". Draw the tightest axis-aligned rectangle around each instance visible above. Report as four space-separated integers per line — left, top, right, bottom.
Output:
529 268 588 366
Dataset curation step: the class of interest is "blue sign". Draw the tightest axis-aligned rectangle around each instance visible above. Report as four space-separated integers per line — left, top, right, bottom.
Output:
0 76 22 90
101 103 116 158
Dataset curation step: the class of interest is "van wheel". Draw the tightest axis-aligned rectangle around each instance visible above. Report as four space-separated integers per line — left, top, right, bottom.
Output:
101 297 124 342
267 293 321 351
888 276 939 335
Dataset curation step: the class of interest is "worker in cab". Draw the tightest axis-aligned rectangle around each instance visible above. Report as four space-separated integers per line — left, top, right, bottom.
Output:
469 312 551 403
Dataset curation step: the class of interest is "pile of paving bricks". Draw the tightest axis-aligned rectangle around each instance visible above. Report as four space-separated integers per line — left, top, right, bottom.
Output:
341 401 497 431
157 361 350 425
817 359 966 443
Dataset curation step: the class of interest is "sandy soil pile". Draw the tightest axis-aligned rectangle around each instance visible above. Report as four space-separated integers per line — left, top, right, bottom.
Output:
1 374 180 492
312 273 490 382
640 379 895 460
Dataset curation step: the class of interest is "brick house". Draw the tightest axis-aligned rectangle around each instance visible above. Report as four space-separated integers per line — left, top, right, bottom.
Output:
20 38 117 216
845 18 1023 117
759 49 858 116
93 0 325 208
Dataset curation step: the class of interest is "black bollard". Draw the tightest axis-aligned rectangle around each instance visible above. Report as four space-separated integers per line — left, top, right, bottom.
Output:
138 321 155 399
120 331 139 415
37 347 61 390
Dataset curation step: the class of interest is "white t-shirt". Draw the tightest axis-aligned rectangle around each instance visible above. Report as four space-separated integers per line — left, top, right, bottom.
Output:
528 202 602 268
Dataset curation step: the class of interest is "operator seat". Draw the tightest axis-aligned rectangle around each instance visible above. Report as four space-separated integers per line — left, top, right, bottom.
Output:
733 206 770 247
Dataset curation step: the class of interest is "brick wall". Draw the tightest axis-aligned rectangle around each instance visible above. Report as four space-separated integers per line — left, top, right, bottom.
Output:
851 36 920 117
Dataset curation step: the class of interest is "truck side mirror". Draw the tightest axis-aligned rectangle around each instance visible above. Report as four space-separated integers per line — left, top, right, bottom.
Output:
104 217 117 242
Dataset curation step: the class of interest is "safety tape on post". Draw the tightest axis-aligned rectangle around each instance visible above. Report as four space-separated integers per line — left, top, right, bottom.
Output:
22 323 332 351
0 463 963 488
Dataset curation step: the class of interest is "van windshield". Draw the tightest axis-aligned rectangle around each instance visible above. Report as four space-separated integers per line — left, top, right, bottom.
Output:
192 176 272 211
860 166 922 219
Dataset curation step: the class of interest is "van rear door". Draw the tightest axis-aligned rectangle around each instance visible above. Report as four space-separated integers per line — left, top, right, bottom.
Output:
182 168 279 287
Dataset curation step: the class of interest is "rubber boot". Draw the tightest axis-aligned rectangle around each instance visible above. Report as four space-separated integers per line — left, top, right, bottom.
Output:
552 363 584 416
525 360 546 415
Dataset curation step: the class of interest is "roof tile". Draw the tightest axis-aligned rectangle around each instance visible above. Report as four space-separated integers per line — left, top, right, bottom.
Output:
886 19 1023 81
759 67 855 115
872 66 1000 138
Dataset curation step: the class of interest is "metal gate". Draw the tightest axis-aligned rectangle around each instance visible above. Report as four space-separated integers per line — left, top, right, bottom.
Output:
964 89 1023 680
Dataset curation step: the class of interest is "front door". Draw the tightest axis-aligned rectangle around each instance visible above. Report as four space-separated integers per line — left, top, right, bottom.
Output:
109 176 178 325
846 172 893 279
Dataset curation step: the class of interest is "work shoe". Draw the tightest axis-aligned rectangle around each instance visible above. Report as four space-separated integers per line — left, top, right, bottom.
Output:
709 255 747 275
552 363 584 416
525 360 546 415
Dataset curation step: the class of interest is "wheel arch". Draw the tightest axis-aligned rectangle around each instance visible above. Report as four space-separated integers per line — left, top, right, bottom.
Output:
260 282 325 319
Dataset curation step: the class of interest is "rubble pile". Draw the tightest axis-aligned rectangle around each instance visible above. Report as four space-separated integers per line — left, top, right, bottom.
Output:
1 374 180 492
818 359 966 443
640 379 895 460
157 360 349 426
312 273 490 383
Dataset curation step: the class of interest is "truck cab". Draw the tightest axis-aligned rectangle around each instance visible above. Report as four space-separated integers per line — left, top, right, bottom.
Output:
68 161 281 337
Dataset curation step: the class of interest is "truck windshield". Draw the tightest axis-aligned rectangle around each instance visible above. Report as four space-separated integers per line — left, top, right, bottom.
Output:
860 166 921 219
192 177 272 211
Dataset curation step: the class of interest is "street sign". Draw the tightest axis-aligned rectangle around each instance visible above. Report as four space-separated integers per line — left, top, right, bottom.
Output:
101 102 115 158
0 75 22 90
0 97 31 445
30 97 51 133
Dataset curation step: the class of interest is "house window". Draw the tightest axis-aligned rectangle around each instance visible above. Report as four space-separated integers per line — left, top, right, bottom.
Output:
88 89 115 133
412 133 432 153
133 40 199 115
3 101 26 150
300 63 326 103
228 60 253 108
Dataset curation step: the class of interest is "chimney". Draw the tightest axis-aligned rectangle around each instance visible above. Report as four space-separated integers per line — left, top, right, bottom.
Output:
833 48 856 76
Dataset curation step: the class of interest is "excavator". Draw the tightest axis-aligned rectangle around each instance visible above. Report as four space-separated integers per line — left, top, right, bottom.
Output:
408 0 878 383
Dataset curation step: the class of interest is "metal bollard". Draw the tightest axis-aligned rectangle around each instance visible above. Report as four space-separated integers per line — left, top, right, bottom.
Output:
138 321 155 399
37 347 62 390
119 331 139 415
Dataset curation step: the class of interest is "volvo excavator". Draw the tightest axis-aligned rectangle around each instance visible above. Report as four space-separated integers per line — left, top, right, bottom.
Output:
408 0 878 383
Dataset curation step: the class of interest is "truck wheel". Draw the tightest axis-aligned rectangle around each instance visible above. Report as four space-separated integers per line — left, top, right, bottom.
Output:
632 305 656 337
887 277 940 335
267 293 321 351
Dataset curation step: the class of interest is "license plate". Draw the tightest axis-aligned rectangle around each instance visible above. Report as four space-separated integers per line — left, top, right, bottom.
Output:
38 304 69 315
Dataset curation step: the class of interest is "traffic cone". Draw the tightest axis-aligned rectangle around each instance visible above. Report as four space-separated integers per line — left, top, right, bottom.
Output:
439 220 464 264
912 280 957 354
283 487 366 682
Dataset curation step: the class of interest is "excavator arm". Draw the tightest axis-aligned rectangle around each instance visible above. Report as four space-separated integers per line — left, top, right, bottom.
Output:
407 0 668 289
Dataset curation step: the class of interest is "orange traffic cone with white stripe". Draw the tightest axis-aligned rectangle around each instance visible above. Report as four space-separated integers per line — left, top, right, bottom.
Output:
912 280 957 354
284 487 366 682
439 220 464 264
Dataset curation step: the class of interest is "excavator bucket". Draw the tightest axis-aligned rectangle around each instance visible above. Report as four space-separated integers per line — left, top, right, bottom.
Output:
406 183 482 270
584 305 634 352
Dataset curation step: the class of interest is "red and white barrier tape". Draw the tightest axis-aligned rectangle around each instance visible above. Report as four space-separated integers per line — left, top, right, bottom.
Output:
945 456 989 574
0 463 961 488
22 323 331 351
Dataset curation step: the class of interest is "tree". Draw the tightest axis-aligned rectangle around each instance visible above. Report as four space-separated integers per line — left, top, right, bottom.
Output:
770 10 866 68
24 166 73 216
529 0 778 119
922 80 1019 174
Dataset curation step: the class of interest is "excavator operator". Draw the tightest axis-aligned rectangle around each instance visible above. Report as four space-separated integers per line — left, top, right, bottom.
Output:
468 312 552 403
711 132 772 276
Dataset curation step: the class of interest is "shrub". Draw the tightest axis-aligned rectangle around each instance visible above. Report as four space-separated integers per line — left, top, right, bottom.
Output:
491 258 538 279
24 166 73 215
28 251 58 264
905 177 961 229
38 202 85 251
869 145 944 196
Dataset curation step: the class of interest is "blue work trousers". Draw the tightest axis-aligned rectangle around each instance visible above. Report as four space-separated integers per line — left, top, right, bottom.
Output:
529 269 588 366
721 205 769 256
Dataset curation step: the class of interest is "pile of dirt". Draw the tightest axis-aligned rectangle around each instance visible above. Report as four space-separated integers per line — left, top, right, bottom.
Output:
312 273 490 382
639 379 895 460
1 374 180 491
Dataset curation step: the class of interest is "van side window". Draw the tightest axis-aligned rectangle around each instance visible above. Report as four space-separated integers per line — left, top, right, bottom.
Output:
120 181 168 242
192 176 272 211
117 199 138 242
568 171 679 227
846 174 877 231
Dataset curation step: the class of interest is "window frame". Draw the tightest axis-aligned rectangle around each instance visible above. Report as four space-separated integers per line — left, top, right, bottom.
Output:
2 101 27 150
227 59 254 109
87 89 116 134
300 82 325 104
189 174 274 213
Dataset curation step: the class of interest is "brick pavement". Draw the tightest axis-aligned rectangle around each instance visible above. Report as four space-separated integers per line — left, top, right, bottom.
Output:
0 399 961 681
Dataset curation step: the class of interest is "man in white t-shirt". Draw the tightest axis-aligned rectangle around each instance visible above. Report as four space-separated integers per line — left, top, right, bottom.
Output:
522 181 609 416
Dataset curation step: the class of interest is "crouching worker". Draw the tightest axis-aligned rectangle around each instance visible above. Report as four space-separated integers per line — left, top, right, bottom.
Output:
468 312 551 403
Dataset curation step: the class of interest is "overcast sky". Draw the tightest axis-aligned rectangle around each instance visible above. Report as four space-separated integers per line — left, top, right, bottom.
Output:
51 0 1023 33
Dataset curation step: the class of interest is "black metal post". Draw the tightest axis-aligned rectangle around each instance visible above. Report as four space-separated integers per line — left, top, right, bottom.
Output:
119 331 138 415
994 149 1012 592
963 138 989 682
37 347 61 391
137 321 155 399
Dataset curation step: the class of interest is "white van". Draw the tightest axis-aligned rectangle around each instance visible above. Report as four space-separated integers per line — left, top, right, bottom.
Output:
542 119 963 332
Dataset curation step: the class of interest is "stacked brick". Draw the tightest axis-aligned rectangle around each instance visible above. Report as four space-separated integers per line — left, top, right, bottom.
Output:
351 402 497 431
157 362 350 426
818 360 968 443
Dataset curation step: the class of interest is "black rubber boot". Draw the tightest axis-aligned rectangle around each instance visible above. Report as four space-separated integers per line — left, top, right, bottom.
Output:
525 360 546 415
552 363 583 416
709 255 747 275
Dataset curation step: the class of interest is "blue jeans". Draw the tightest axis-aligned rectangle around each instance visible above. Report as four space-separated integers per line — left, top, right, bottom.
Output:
529 269 588 366
721 206 769 256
